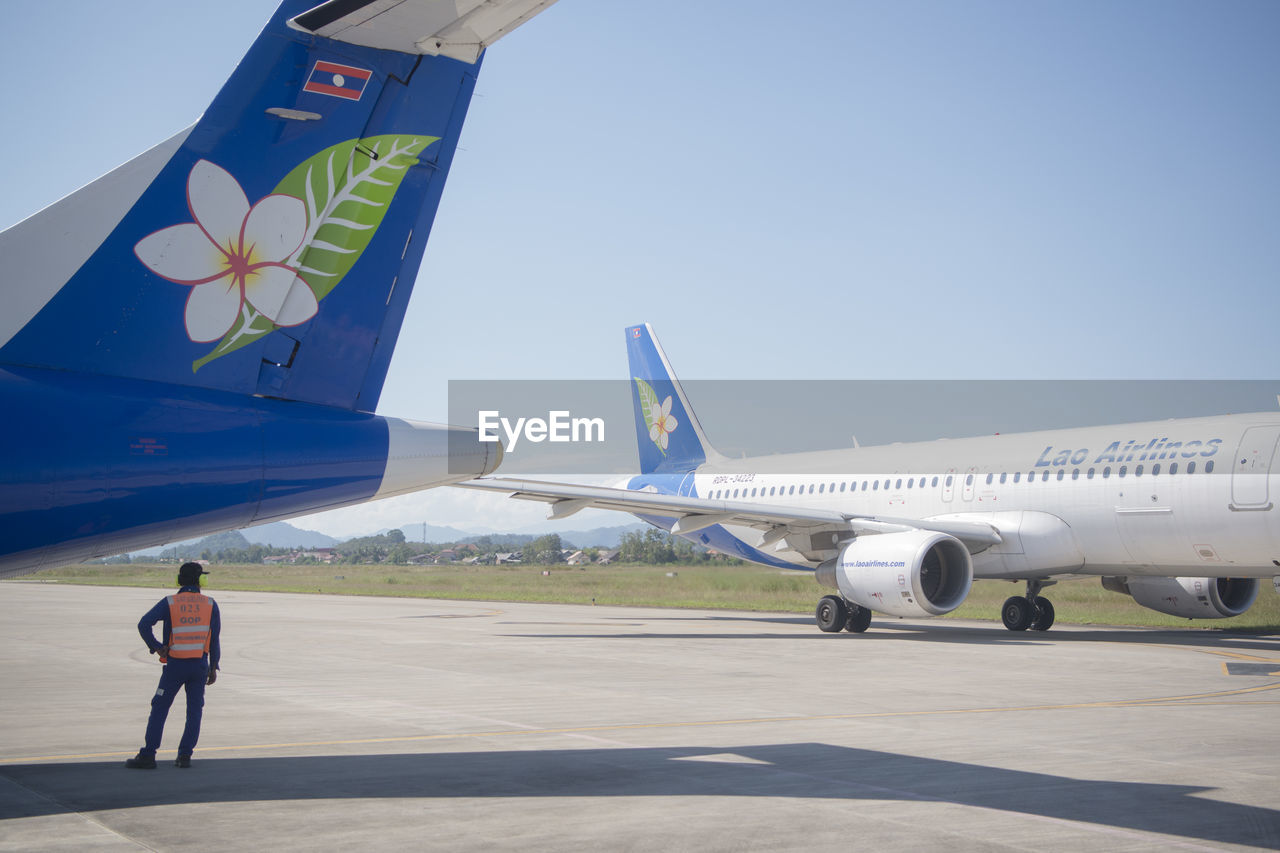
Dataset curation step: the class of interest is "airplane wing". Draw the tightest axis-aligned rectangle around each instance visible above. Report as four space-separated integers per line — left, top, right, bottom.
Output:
290 0 559 62
456 477 1003 552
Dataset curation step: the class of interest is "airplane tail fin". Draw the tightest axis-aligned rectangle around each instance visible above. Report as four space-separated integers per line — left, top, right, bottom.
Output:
626 323 723 475
0 0 556 412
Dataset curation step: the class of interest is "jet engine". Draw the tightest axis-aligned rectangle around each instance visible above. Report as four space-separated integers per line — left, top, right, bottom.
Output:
817 530 973 618
1101 576 1260 619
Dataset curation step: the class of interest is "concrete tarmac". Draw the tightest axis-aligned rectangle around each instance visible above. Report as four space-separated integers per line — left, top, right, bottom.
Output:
1 582 1278 852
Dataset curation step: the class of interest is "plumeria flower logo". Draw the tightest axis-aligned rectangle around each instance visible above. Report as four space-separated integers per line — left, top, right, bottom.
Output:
649 395 679 451
134 160 317 343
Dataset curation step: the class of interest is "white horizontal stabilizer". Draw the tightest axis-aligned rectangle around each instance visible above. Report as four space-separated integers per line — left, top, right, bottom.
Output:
290 0 559 62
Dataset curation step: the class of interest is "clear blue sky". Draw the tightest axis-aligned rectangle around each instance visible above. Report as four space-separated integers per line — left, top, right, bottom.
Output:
3 1 1278 537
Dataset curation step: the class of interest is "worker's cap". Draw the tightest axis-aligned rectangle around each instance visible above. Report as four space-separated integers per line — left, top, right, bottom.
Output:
177 562 209 585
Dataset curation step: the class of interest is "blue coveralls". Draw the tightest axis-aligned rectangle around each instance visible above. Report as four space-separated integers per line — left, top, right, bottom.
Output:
137 586 221 757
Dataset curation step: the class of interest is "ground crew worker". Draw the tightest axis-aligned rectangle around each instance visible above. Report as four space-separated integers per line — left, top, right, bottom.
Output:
125 561 221 769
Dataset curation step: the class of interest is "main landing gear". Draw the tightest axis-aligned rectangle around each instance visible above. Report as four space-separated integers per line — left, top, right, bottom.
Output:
816 595 872 634
1001 580 1055 632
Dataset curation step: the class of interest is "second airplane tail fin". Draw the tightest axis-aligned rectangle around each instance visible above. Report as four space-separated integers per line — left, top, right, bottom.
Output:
626 323 722 475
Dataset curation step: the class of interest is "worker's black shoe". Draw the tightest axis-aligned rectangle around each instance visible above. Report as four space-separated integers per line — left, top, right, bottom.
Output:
175 755 191 769
124 752 156 769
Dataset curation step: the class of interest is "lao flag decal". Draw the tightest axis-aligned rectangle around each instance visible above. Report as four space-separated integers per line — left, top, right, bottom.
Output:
303 61 373 101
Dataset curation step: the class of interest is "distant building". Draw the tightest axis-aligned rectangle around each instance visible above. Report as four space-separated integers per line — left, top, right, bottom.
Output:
597 549 620 565
565 550 588 565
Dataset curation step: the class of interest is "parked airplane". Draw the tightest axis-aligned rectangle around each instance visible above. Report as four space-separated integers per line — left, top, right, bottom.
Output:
461 324 1280 633
0 0 562 577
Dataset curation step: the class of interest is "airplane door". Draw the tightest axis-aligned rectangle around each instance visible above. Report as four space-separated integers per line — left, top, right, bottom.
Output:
941 468 956 502
1230 425 1280 509
961 467 977 501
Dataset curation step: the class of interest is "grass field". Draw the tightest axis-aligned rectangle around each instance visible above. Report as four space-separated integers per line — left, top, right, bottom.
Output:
18 562 1280 631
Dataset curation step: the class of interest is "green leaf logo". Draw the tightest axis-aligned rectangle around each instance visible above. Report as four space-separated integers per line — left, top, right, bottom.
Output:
190 134 438 372
635 377 678 456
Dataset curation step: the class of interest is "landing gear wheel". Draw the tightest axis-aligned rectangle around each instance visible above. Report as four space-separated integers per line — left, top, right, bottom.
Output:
816 596 849 633
1001 596 1033 631
1030 598 1055 632
845 605 872 633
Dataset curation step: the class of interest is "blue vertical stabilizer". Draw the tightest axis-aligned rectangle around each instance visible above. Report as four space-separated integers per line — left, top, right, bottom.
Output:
0 0 484 412
626 323 722 475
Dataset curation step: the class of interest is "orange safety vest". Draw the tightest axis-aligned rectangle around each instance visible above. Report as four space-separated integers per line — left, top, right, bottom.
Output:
166 592 213 660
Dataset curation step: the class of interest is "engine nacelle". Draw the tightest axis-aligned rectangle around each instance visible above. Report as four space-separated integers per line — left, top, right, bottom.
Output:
818 530 973 618
1102 576 1260 619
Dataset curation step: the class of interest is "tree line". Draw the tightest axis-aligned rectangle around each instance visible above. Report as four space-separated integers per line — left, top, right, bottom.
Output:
101 527 738 566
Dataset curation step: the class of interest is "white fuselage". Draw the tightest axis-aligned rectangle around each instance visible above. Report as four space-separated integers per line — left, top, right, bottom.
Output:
690 412 1280 579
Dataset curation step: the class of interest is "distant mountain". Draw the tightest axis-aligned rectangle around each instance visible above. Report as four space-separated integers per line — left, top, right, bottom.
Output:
379 523 474 544
157 529 250 561
130 519 645 559
457 523 645 549
132 520 336 556
241 520 337 548
548 523 646 548
369 521 647 549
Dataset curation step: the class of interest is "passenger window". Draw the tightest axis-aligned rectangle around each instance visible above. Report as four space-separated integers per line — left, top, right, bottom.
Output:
1042 470 1050 482
999 473 1007 484
884 479 891 490
1188 461 1196 474
1056 469 1064 481
770 486 776 496
873 480 879 491
1135 465 1143 477
895 479 902 489
733 489 739 497
839 482 846 493
1071 469 1079 480
1206 460 1215 473
829 482 836 492
1013 472 1021 483
862 481 869 491
1119 466 1127 478
808 484 815 494
965 474 973 486
986 473 993 485
931 476 939 487
1170 462 1178 475
945 475 953 487
1087 468 1095 479
1028 471 1035 482
1103 467 1111 478
818 484 825 494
